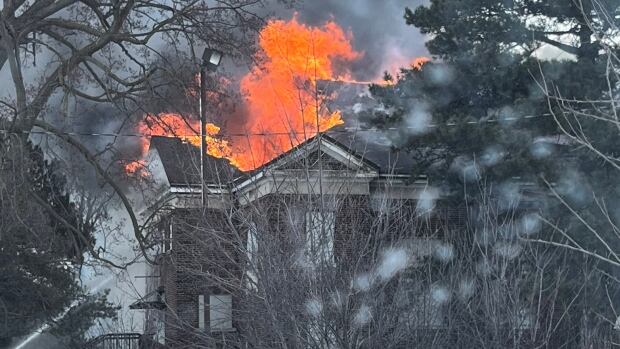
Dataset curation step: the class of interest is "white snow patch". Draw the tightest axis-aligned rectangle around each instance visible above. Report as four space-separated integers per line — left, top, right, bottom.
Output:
433 242 455 263
480 145 506 167
352 102 365 114
557 171 591 205
353 273 372 292
530 142 554 159
416 187 439 215
497 181 522 210
353 304 372 326
494 241 522 260
305 298 322 318
458 278 475 300
405 102 432 135
498 106 518 126
520 213 541 235
451 156 481 182
427 64 455 85
377 247 410 281
430 285 451 304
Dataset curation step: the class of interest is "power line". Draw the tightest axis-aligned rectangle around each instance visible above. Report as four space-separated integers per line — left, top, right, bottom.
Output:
0 113 552 139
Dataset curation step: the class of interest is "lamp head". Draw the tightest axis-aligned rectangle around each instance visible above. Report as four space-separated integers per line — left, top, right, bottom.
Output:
202 48 223 72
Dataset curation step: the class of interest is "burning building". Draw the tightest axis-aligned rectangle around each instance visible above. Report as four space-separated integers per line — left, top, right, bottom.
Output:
120 16 544 349
132 120 469 347
121 15 545 349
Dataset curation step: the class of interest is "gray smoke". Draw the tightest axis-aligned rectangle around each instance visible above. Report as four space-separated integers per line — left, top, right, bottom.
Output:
277 0 429 80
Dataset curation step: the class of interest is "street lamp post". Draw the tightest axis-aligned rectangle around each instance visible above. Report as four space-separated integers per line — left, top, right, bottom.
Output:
199 48 223 207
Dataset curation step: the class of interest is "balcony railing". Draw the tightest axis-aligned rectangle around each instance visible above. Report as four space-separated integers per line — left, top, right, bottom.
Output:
83 333 141 349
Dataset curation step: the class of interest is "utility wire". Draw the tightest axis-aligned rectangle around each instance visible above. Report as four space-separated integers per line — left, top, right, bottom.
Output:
0 113 552 139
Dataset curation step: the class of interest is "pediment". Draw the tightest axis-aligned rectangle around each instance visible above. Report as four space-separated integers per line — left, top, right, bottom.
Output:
257 135 380 175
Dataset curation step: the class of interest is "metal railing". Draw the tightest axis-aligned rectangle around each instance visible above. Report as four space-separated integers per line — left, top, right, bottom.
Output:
83 333 142 349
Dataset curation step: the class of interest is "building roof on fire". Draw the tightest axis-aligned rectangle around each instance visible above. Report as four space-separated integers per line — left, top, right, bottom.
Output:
149 129 414 188
149 82 417 187
149 136 241 187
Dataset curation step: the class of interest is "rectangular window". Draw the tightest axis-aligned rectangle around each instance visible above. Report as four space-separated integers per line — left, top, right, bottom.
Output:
198 295 205 330
210 295 233 331
305 211 335 264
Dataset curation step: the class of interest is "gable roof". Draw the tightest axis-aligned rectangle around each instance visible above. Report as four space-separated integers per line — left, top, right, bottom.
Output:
149 127 414 188
240 133 380 177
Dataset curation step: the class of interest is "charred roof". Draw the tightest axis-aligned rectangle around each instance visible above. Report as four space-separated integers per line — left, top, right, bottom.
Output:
149 136 241 187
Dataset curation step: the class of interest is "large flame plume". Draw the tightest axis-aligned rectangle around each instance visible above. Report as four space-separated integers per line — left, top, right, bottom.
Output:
126 17 430 175
228 16 360 170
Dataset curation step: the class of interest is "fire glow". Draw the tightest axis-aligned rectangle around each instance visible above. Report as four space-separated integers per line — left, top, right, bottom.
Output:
125 113 232 175
126 17 430 174
229 16 360 170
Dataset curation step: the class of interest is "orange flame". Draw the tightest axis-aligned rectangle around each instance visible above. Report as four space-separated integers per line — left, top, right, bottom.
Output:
124 159 148 177
125 17 431 175
227 16 361 170
410 57 431 70
124 113 232 174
